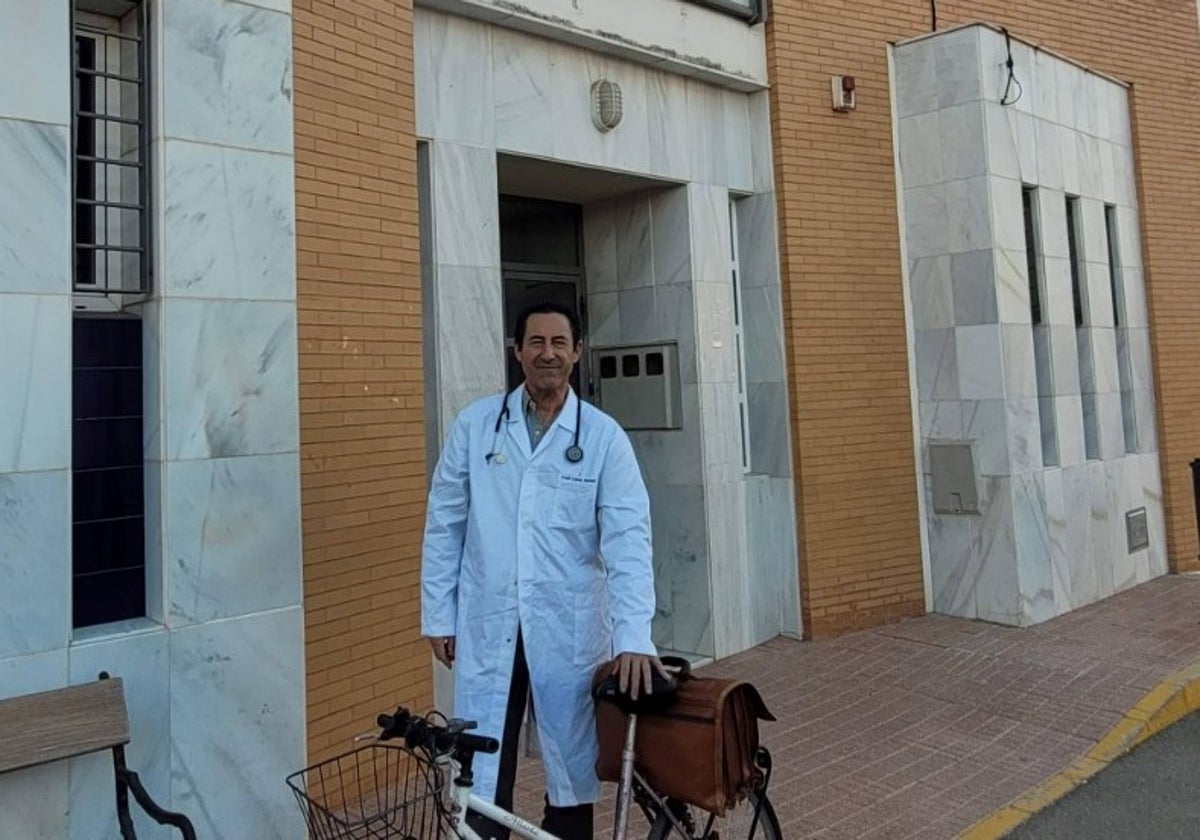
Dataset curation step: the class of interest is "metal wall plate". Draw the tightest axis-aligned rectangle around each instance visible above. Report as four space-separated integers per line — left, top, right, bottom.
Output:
1126 507 1149 553
929 444 979 515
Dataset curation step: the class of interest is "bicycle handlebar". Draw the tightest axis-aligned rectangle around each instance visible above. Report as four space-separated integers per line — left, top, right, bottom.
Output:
376 709 500 757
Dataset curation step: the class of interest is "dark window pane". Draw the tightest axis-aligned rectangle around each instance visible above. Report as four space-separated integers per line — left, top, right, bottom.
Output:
1022 187 1042 326
1066 197 1084 327
73 317 142 368
499 196 581 267
600 356 617 379
73 366 142 420
73 417 143 469
622 354 640 377
73 465 143 522
646 352 664 376
73 517 145 575
73 566 145 628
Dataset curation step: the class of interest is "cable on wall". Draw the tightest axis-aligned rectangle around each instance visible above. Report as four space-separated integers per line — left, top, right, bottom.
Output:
930 0 938 31
999 26 1024 106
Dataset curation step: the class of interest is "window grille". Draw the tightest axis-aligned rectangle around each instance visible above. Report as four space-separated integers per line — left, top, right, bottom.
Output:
73 1 151 297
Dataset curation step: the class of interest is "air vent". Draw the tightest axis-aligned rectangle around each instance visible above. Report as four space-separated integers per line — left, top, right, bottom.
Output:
1126 508 1149 553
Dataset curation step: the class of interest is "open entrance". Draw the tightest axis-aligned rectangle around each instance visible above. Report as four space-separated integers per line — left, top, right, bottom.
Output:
499 195 586 394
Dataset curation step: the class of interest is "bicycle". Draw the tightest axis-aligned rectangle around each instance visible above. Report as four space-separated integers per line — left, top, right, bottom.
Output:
287 668 782 840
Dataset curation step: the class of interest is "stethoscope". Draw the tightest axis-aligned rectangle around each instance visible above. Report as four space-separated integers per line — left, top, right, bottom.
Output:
485 394 584 465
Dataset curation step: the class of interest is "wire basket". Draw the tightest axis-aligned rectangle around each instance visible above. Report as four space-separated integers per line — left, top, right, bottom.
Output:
287 743 447 839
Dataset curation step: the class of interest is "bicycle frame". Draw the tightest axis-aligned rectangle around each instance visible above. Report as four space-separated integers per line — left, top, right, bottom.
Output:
437 753 560 840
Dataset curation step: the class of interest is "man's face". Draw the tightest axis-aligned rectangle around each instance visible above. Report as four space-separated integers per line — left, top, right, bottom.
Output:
516 312 581 395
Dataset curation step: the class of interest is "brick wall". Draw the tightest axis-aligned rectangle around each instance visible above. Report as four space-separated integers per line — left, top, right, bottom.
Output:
767 1 1200 637
292 0 430 761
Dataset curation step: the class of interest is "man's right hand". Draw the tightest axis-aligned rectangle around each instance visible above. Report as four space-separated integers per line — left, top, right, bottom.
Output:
428 635 456 668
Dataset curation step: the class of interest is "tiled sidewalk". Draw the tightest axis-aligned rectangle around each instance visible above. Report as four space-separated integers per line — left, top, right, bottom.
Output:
513 574 1200 838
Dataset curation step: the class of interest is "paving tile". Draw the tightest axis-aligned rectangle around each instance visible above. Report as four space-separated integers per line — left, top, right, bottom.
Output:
505 576 1200 838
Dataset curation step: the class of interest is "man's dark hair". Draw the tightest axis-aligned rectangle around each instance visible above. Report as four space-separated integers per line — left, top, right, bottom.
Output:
514 301 582 349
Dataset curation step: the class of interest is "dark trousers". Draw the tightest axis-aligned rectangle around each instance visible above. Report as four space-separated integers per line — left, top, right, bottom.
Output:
466 630 594 840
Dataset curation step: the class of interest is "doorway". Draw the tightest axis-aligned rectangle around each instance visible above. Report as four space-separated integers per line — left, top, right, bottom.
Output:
499 195 588 395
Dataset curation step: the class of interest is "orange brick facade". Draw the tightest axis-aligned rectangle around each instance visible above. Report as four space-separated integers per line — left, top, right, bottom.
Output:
292 0 430 762
767 1 1200 637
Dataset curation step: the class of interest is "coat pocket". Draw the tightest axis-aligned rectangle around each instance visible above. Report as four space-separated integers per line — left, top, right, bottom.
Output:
572 593 611 667
552 475 598 530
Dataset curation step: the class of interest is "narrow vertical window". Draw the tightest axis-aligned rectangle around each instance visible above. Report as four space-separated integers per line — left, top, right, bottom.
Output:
71 0 150 628
1023 187 1057 466
73 0 150 298
729 199 751 473
1065 197 1084 328
1067 196 1099 460
1022 187 1043 326
1106 205 1138 453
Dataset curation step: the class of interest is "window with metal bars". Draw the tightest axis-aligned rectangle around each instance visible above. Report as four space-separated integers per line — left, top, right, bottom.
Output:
72 0 150 299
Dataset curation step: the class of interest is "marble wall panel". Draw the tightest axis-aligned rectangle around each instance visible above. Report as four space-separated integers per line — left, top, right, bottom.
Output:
741 286 786 385
963 399 1008 477
161 0 292 154
904 184 950 260
686 80 728 186
162 299 299 460
747 382 790 478
0 294 70 474
1030 48 1060 124
0 470 70 659
933 27 982 109
915 328 958 402
582 200 618 294
161 141 295 300
651 187 692 287
1140 452 1168 577
1040 468 1070 610
911 256 955 329
940 102 986 181
430 143 500 269
1012 472 1054 624
0 1 69 125
1035 119 1064 190
952 250 998 326
629 383 704 488
956 325 1005 399
946 176 992 254
1055 394 1087 468
974 477 1021 624
647 71 691 182
648 483 711 657
708 480 749 658
1005 398 1042 475
68 629 170 840
0 120 70 295
420 11 494 147
721 90 754 193
699 382 744 484
1001 324 1037 399
900 111 943 188
927 506 979 617
748 477 802 637
989 178 1026 254
165 454 302 626
615 194 654 289
994 248 1032 326
170 607 306 839
894 41 939 118
434 265 506 432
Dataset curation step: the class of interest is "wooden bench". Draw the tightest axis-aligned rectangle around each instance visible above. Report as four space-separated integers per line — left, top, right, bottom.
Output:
0 672 196 839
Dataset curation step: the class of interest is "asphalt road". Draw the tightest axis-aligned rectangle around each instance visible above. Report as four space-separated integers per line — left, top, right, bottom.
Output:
1006 711 1200 839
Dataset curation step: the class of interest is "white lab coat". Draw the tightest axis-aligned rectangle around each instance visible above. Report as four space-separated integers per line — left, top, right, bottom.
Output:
421 385 656 807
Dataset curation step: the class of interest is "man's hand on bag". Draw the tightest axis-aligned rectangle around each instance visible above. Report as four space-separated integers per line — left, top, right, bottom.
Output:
612 652 671 701
428 636 455 668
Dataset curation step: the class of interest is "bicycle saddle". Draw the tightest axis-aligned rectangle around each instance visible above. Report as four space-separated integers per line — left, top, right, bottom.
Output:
591 656 687 715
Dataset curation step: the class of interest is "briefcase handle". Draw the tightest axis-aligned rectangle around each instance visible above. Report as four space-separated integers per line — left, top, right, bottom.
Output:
659 655 692 681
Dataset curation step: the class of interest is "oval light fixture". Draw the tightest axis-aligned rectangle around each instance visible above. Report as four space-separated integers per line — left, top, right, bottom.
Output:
590 79 623 133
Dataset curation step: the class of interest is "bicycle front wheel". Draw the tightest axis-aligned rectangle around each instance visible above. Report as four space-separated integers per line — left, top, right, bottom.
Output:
646 793 782 840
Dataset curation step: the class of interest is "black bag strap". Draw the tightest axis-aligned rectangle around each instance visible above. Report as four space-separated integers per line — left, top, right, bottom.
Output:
660 655 693 681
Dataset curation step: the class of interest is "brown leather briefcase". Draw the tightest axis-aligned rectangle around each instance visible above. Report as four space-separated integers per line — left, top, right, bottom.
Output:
593 660 775 816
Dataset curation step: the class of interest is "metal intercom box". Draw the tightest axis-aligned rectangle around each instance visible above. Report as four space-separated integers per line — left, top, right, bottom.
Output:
929 443 979 514
591 343 682 430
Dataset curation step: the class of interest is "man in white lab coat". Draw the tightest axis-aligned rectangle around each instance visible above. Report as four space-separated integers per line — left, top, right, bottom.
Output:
422 301 661 839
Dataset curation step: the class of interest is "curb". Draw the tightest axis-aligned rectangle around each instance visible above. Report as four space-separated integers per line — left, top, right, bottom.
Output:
958 661 1200 840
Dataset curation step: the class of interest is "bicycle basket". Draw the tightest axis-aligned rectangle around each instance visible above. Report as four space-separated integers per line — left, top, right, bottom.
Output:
287 743 447 839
